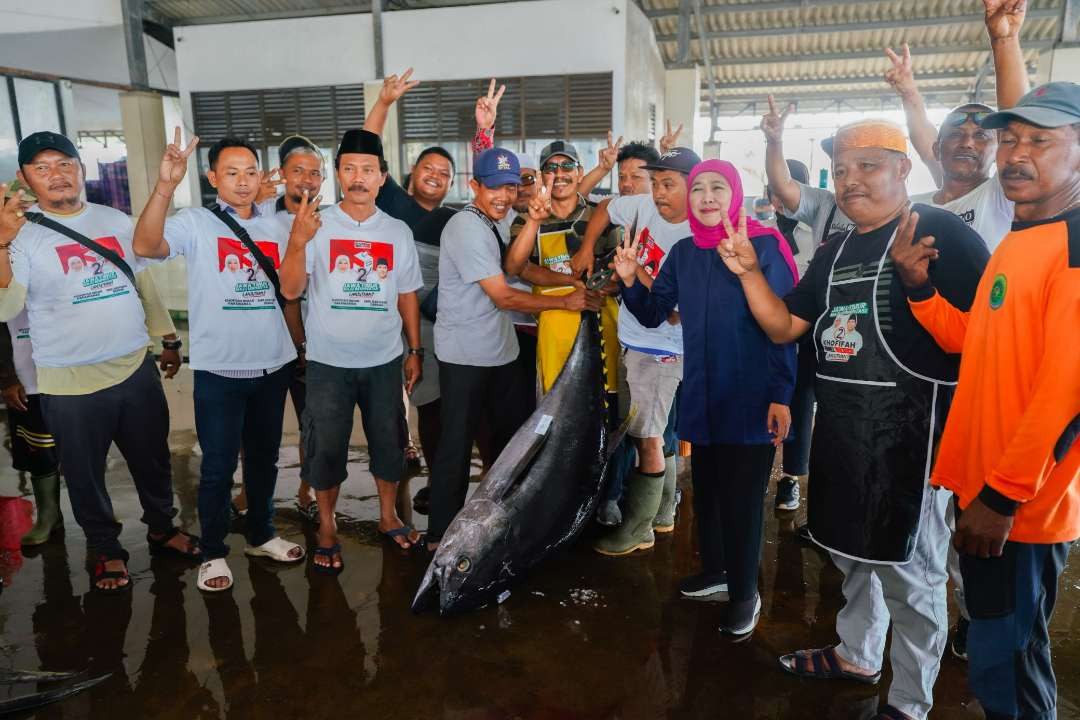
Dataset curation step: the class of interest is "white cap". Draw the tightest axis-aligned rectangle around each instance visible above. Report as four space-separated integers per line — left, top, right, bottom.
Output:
515 152 538 171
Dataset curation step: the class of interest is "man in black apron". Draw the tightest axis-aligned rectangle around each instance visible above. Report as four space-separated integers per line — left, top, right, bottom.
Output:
718 120 989 720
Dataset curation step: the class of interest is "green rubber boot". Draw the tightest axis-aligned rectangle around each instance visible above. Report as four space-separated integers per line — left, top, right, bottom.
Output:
652 455 678 533
21 471 63 546
593 468 664 556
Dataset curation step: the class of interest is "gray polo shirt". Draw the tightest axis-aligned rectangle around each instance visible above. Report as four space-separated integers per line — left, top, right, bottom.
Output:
433 206 519 367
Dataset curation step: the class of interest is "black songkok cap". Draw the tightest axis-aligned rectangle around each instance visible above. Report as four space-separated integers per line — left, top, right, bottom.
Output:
336 129 384 163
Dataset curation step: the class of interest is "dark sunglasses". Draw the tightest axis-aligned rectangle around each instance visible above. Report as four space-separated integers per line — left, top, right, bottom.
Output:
519 173 537 186
944 110 990 127
542 160 579 173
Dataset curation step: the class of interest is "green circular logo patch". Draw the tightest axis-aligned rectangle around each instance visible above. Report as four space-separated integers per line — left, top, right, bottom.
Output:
989 273 1007 309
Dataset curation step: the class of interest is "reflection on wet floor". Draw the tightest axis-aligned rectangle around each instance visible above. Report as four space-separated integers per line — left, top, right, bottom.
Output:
1 432 1078 719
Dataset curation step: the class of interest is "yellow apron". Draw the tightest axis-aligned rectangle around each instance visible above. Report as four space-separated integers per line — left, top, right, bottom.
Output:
533 229 619 394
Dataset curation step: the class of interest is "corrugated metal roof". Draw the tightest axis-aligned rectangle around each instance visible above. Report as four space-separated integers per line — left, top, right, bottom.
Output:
643 0 1067 114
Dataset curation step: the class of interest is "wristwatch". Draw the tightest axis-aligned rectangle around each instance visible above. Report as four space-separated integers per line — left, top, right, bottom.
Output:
407 347 425 358
162 338 183 351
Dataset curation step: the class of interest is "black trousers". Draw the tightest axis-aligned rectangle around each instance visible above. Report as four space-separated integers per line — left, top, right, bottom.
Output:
691 443 775 602
40 355 175 559
427 359 531 542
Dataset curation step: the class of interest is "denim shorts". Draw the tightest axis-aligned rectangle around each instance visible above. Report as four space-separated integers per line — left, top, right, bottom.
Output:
301 358 405 490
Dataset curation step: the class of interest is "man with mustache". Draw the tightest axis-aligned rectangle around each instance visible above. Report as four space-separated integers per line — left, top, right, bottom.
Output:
278 129 424 568
891 73 1080 720
722 120 989 720
425 148 603 550
0 131 192 592
135 132 306 593
884 0 1030 254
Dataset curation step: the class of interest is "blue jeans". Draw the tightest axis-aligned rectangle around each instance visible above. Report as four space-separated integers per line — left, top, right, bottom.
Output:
963 540 1071 720
193 367 291 560
782 340 815 476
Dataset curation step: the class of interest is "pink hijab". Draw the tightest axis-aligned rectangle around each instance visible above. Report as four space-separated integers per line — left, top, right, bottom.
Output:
687 159 799 283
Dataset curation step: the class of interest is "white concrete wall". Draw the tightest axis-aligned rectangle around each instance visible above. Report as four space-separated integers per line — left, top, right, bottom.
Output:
623 0 666 144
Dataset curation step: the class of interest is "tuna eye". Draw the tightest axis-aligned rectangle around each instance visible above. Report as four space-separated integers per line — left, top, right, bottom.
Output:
456 557 471 573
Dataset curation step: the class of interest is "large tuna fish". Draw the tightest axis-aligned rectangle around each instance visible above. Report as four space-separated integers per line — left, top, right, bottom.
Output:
412 309 620 615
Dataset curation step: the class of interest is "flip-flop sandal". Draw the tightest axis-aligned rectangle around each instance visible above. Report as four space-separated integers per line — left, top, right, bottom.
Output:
777 646 881 685
311 543 344 575
380 525 422 549
91 558 131 594
244 536 306 563
147 527 202 560
295 500 320 525
197 558 233 592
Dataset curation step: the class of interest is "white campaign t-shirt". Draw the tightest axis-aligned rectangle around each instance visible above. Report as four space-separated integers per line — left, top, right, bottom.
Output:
162 205 296 371
303 205 423 368
7 308 38 395
606 194 686 356
911 176 1013 253
10 203 150 368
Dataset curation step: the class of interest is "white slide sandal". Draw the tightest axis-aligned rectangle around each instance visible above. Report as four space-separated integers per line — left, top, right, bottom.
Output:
197 558 234 592
244 536 305 563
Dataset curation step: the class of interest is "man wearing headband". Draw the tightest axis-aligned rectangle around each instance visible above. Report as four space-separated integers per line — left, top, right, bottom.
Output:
135 132 306 593
0 131 191 593
278 129 424 568
893 78 1080 720
884 1 1030 254
723 119 989 720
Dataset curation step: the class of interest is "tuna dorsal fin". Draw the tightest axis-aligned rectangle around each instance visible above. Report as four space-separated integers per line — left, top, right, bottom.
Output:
604 405 638 461
494 413 553 501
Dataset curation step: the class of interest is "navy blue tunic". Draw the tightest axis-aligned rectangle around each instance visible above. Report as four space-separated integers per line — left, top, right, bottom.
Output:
622 233 796 446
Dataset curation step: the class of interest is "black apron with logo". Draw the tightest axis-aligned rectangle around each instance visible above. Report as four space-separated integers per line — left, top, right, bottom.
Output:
807 229 947 564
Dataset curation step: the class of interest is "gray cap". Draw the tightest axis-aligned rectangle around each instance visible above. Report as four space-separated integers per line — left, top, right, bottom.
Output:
539 141 580 167
981 82 1080 129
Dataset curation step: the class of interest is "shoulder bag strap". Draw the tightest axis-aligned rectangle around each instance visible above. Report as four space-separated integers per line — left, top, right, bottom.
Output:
207 205 287 312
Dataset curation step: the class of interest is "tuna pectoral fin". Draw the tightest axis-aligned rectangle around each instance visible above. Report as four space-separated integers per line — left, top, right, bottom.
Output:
493 418 551 502
605 405 638 461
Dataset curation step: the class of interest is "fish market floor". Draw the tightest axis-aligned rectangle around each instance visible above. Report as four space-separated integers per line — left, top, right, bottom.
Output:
1 374 1078 719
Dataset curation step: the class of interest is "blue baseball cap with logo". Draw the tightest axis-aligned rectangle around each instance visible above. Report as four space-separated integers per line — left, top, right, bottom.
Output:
981 82 1080 129
473 147 520 188
642 146 701 175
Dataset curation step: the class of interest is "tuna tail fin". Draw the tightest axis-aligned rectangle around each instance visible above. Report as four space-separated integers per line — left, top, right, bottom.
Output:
604 405 637 462
493 414 552 502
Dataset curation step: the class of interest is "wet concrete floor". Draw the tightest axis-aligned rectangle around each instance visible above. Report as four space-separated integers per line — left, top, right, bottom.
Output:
0 368 1077 719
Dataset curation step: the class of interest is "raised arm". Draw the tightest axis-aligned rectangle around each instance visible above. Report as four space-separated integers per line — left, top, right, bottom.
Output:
363 68 419 136
569 196 612 276
985 0 1029 109
761 96 802 215
279 190 321 300
884 44 942 188
505 174 553 276
578 131 621 198
134 126 198 259
720 208 811 344
472 78 504 154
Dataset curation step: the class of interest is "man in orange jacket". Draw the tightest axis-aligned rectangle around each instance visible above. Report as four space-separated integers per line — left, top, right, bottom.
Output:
891 81 1080 720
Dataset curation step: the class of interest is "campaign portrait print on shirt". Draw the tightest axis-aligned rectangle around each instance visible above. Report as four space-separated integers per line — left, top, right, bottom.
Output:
216 237 281 311
328 238 393 311
54 237 132 305
821 302 867 363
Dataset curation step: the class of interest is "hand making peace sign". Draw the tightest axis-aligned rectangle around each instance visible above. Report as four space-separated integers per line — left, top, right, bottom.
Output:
379 67 420 105
158 126 199 190
289 189 323 245
528 173 554 222
717 206 759 276
884 43 917 99
598 131 624 172
659 119 684 153
475 78 506 130
759 95 793 144
889 207 938 289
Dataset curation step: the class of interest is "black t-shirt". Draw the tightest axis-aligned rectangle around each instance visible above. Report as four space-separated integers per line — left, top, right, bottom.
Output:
375 174 429 230
784 203 990 382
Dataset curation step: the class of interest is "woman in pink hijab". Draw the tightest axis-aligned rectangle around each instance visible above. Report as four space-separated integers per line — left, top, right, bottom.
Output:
615 158 798 636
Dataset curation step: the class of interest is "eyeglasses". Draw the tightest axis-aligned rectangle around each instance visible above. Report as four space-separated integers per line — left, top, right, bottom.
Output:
944 110 990 127
519 173 537 186
542 161 579 173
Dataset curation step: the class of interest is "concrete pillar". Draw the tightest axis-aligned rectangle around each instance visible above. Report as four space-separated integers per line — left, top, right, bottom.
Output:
365 81 402 180
120 90 186 312
664 67 701 153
